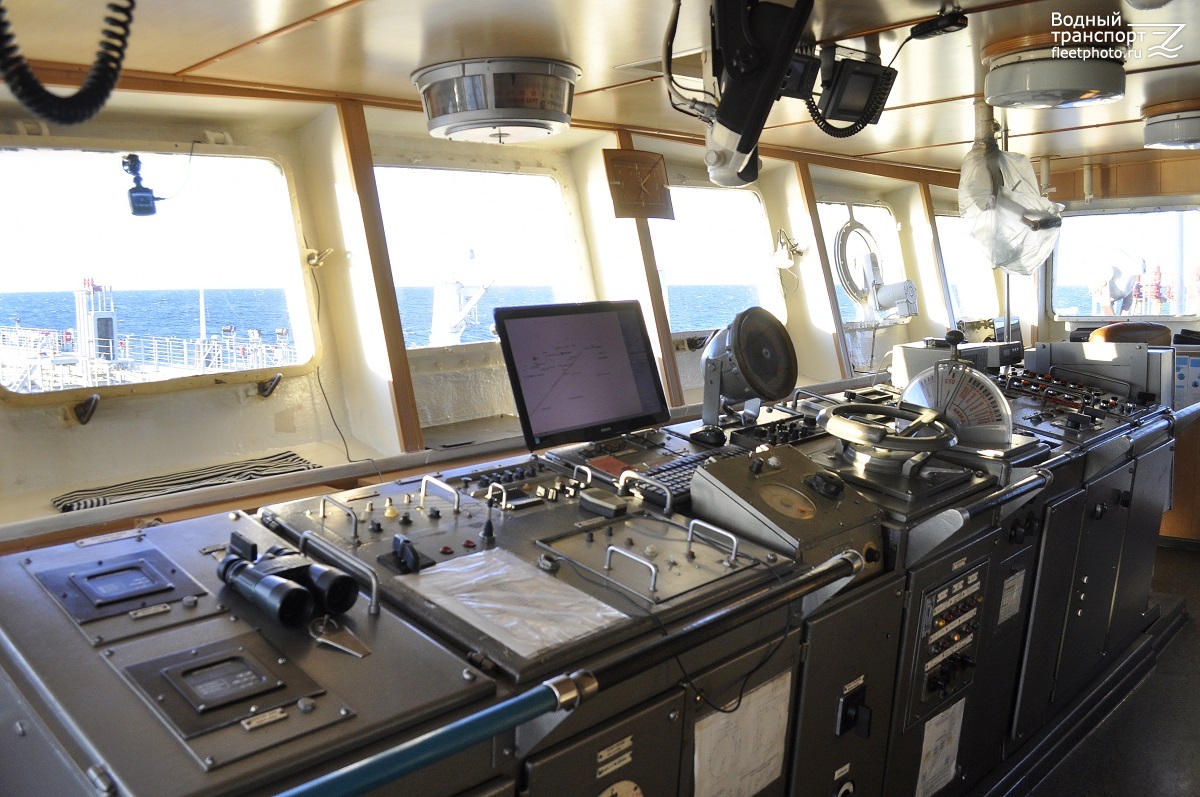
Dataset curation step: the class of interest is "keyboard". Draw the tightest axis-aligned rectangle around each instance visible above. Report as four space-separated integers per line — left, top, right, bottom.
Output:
625 445 749 508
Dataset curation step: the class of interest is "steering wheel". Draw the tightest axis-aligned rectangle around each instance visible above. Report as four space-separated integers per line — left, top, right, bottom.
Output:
816 403 957 453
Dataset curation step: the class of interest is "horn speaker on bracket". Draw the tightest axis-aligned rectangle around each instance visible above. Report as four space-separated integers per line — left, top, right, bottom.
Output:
691 307 798 445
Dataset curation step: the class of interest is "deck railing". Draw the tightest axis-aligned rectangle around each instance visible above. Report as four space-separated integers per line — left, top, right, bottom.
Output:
0 325 302 393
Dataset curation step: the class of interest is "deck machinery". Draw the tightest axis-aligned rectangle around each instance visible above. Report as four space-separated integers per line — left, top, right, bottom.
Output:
0 344 1183 797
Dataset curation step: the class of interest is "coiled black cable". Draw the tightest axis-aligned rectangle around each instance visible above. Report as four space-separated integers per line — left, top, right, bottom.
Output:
0 0 135 125
801 66 897 141
804 82 890 139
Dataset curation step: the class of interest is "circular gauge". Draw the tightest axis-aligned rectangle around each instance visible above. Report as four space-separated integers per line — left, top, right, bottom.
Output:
900 361 1013 446
757 482 817 520
598 781 644 797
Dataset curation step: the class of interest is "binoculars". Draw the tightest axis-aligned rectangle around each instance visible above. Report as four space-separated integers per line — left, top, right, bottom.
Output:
217 532 359 627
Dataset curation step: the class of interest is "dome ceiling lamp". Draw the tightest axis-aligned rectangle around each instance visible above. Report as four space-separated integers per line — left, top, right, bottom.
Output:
411 57 581 144
1143 99 1200 149
982 33 1126 109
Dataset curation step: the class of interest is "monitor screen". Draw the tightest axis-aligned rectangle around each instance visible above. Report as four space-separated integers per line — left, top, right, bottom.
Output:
993 316 1022 346
494 301 671 450
817 59 896 124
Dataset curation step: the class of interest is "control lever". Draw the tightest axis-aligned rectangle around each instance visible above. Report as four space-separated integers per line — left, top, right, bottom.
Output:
393 535 422 573
945 329 965 360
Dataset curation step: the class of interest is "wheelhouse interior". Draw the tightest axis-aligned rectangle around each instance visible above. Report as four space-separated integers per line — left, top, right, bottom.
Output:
0 1 1199 796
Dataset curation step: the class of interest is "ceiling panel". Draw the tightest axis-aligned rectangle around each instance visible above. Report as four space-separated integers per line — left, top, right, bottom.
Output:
1 0 343 75
1 0 1197 173
184 0 710 99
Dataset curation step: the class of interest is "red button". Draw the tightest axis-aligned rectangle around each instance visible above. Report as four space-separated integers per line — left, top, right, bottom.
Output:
462 540 476 548
439 546 454 555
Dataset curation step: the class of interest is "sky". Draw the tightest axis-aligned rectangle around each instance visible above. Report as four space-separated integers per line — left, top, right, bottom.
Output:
0 149 302 293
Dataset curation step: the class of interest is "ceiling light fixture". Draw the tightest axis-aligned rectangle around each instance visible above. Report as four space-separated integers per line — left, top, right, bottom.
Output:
1143 100 1200 149
411 57 580 144
982 34 1125 109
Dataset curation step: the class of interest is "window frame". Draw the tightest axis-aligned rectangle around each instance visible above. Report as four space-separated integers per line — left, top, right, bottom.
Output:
370 152 593 354
0 136 319 407
647 181 786 334
1048 197 1200 323
815 198 912 331
932 211 1002 325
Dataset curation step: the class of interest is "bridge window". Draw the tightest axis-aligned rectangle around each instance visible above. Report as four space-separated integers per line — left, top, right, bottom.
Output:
816 202 908 328
0 147 313 396
647 186 782 332
934 214 1000 323
374 167 583 348
1051 208 1200 319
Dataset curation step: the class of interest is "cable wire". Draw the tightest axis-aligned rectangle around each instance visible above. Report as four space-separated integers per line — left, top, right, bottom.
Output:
0 0 135 125
306 251 384 484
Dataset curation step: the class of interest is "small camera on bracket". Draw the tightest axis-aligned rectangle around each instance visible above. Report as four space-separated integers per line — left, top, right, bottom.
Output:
216 531 359 627
122 153 159 216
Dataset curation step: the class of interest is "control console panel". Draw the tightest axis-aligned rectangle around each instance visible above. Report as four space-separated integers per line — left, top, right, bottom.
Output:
916 563 986 706
996 369 1163 442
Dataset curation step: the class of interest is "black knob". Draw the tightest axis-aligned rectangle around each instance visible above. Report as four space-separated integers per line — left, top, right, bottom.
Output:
1092 502 1108 520
368 520 383 534
750 457 765 474
945 329 965 347
399 511 412 525
428 507 441 520
806 471 845 499
927 676 947 692
480 518 495 539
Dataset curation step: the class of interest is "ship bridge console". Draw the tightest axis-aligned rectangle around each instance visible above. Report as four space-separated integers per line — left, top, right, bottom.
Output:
0 306 1185 797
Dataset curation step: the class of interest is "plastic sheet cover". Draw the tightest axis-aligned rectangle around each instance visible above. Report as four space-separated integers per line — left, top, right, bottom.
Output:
959 142 1063 276
404 548 629 658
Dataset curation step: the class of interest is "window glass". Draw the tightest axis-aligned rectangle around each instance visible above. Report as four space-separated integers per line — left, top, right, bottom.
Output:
1052 209 1200 318
0 148 311 395
647 186 782 331
816 201 907 326
374 167 581 348
934 214 1000 321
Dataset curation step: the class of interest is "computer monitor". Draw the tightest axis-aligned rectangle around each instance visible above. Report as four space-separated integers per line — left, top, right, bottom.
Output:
494 301 671 450
993 316 1022 346
816 58 897 124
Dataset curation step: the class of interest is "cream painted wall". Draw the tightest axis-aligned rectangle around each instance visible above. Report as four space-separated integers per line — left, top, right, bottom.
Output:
756 162 844 384
298 106 402 458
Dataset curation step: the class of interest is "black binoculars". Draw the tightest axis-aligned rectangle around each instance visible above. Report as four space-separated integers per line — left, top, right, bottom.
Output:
217 532 359 627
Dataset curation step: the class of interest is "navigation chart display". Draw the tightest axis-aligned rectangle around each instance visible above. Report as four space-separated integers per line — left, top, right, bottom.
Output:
495 301 670 449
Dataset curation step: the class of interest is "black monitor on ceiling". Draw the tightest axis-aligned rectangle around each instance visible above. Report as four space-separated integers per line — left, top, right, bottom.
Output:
816 58 897 124
494 301 671 450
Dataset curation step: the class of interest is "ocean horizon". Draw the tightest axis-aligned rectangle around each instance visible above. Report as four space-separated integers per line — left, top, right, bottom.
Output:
0 284 770 348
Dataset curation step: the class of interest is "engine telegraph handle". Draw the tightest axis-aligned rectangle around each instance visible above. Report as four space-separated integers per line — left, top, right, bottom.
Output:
816 403 958 453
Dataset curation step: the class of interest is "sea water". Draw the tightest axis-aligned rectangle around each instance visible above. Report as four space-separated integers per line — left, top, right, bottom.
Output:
0 285 765 348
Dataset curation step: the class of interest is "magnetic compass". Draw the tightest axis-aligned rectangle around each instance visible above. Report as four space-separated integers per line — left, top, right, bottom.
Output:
900 361 1013 446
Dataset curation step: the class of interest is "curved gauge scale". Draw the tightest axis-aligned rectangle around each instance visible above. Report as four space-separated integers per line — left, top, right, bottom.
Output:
598 782 644 797
900 361 1013 446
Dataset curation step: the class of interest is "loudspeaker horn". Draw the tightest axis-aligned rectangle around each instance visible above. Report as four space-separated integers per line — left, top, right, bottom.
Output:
691 307 798 445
